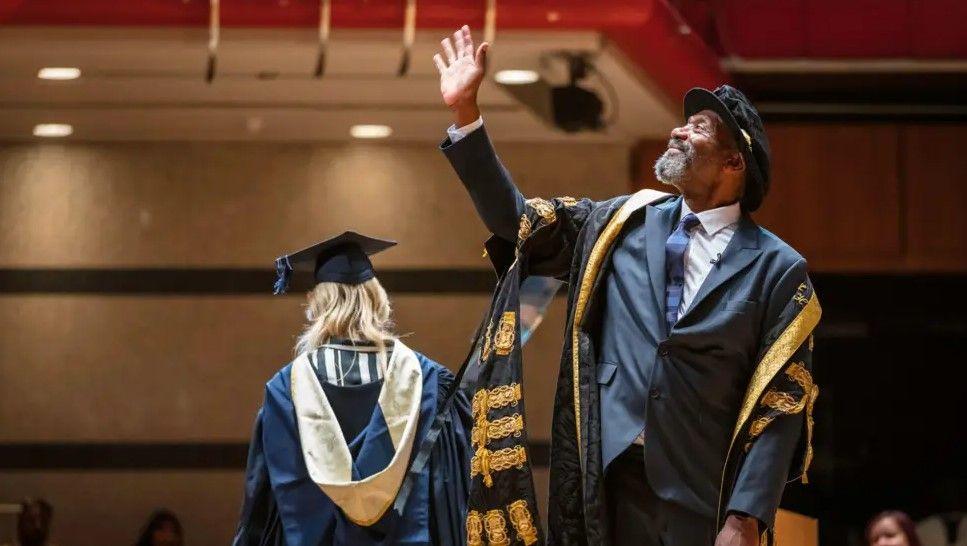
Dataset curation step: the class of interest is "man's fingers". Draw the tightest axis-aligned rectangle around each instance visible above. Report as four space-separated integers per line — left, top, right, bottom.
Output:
453 29 467 58
462 25 474 57
475 42 489 71
441 37 457 63
433 53 447 74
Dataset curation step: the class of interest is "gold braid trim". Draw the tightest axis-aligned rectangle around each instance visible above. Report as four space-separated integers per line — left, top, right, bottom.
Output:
472 414 524 448
517 214 532 247
718 292 821 525
558 195 578 207
785 362 812 390
761 391 807 414
802 384 819 483
471 445 528 487
525 197 557 225
480 318 494 363
467 510 484 546
484 509 511 546
745 416 775 451
494 311 516 357
507 500 539 545
472 383 522 414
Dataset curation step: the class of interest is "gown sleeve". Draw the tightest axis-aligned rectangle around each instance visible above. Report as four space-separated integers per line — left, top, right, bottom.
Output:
232 408 286 546
428 369 474 545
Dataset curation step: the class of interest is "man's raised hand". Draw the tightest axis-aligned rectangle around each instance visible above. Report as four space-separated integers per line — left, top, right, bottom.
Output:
433 25 489 127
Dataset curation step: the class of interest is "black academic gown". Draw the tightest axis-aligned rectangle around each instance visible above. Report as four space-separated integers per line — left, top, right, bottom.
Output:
442 126 821 546
233 346 472 546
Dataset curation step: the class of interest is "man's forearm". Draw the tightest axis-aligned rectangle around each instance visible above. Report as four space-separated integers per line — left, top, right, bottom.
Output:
441 123 526 243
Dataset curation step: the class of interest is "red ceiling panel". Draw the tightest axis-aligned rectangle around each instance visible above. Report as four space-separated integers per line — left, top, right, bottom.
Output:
715 0 807 58
712 0 966 59
805 0 911 58
911 0 967 57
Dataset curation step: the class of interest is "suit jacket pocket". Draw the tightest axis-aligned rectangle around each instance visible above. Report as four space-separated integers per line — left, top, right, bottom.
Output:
597 361 618 386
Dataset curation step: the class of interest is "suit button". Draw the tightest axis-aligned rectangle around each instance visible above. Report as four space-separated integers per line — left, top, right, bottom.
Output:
649 388 661 400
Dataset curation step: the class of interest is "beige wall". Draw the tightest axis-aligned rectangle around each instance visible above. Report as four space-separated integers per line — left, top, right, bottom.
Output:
0 139 628 545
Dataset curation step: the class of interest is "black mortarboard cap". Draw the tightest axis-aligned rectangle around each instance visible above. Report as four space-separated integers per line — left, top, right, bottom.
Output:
683 85 771 212
272 231 396 295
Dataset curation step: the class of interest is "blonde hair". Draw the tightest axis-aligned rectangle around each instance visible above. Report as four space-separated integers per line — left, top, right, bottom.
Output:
294 278 396 370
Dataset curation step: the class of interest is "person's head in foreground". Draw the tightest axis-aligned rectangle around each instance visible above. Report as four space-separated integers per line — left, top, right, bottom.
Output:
654 84 771 213
17 498 53 546
866 511 922 546
273 231 397 366
135 509 183 546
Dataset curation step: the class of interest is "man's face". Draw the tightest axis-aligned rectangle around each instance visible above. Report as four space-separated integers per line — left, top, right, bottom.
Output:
653 109 733 192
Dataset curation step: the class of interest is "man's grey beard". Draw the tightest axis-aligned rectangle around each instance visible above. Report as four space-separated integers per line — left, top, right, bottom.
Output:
654 139 694 186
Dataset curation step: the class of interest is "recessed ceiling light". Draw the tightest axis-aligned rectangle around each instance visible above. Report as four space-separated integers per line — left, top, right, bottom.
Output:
37 67 81 80
495 69 540 85
350 124 392 139
33 124 73 138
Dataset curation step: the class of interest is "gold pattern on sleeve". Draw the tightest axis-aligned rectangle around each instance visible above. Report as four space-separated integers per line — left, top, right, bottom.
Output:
480 318 494 363
471 445 528 487
484 509 511 546
467 510 484 546
760 391 808 414
488 383 523 409
785 362 812 390
507 500 539 545
494 311 517 356
802 384 819 483
472 414 524 448
525 197 557 225
557 195 578 207
472 383 521 419
793 283 810 306
745 415 775 451
517 214 532 246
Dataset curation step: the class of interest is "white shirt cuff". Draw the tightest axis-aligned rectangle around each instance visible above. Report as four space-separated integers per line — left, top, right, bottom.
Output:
447 116 484 143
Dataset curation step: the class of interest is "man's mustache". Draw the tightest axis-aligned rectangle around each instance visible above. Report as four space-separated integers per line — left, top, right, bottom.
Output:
667 139 690 153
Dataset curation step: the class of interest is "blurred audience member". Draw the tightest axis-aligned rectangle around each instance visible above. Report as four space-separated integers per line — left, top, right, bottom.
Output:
2 498 54 546
135 510 183 546
917 512 966 546
867 511 923 546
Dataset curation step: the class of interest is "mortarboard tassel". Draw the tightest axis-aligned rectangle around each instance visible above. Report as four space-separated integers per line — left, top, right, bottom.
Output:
273 256 293 295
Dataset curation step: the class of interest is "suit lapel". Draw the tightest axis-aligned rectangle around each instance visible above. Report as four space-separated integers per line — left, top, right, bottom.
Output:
644 197 681 337
680 215 762 323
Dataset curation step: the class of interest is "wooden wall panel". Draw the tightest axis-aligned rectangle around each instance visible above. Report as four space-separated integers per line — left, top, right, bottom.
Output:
901 125 967 271
0 293 564 442
0 471 243 546
755 124 903 271
0 141 628 268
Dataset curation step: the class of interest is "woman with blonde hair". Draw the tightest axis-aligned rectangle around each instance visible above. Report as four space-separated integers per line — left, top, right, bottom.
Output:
233 232 472 546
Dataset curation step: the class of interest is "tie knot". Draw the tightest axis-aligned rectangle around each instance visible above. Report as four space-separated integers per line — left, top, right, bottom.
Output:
679 213 700 232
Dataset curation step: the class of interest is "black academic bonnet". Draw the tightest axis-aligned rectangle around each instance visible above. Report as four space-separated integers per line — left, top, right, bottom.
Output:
683 85 771 212
272 231 397 295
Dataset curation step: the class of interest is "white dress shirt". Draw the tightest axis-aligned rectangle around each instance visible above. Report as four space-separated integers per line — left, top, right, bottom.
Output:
676 199 741 317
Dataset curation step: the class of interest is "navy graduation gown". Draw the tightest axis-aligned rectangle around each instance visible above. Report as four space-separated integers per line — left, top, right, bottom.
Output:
233 349 472 546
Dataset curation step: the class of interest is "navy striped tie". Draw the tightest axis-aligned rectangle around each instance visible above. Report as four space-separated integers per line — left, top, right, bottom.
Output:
665 213 701 331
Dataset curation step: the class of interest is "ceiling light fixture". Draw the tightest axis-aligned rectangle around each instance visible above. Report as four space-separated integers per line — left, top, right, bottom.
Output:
350 124 392 139
494 69 540 85
33 124 73 138
37 67 81 80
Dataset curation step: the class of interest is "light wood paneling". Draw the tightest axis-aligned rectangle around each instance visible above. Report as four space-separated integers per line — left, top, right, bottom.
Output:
755 123 903 271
